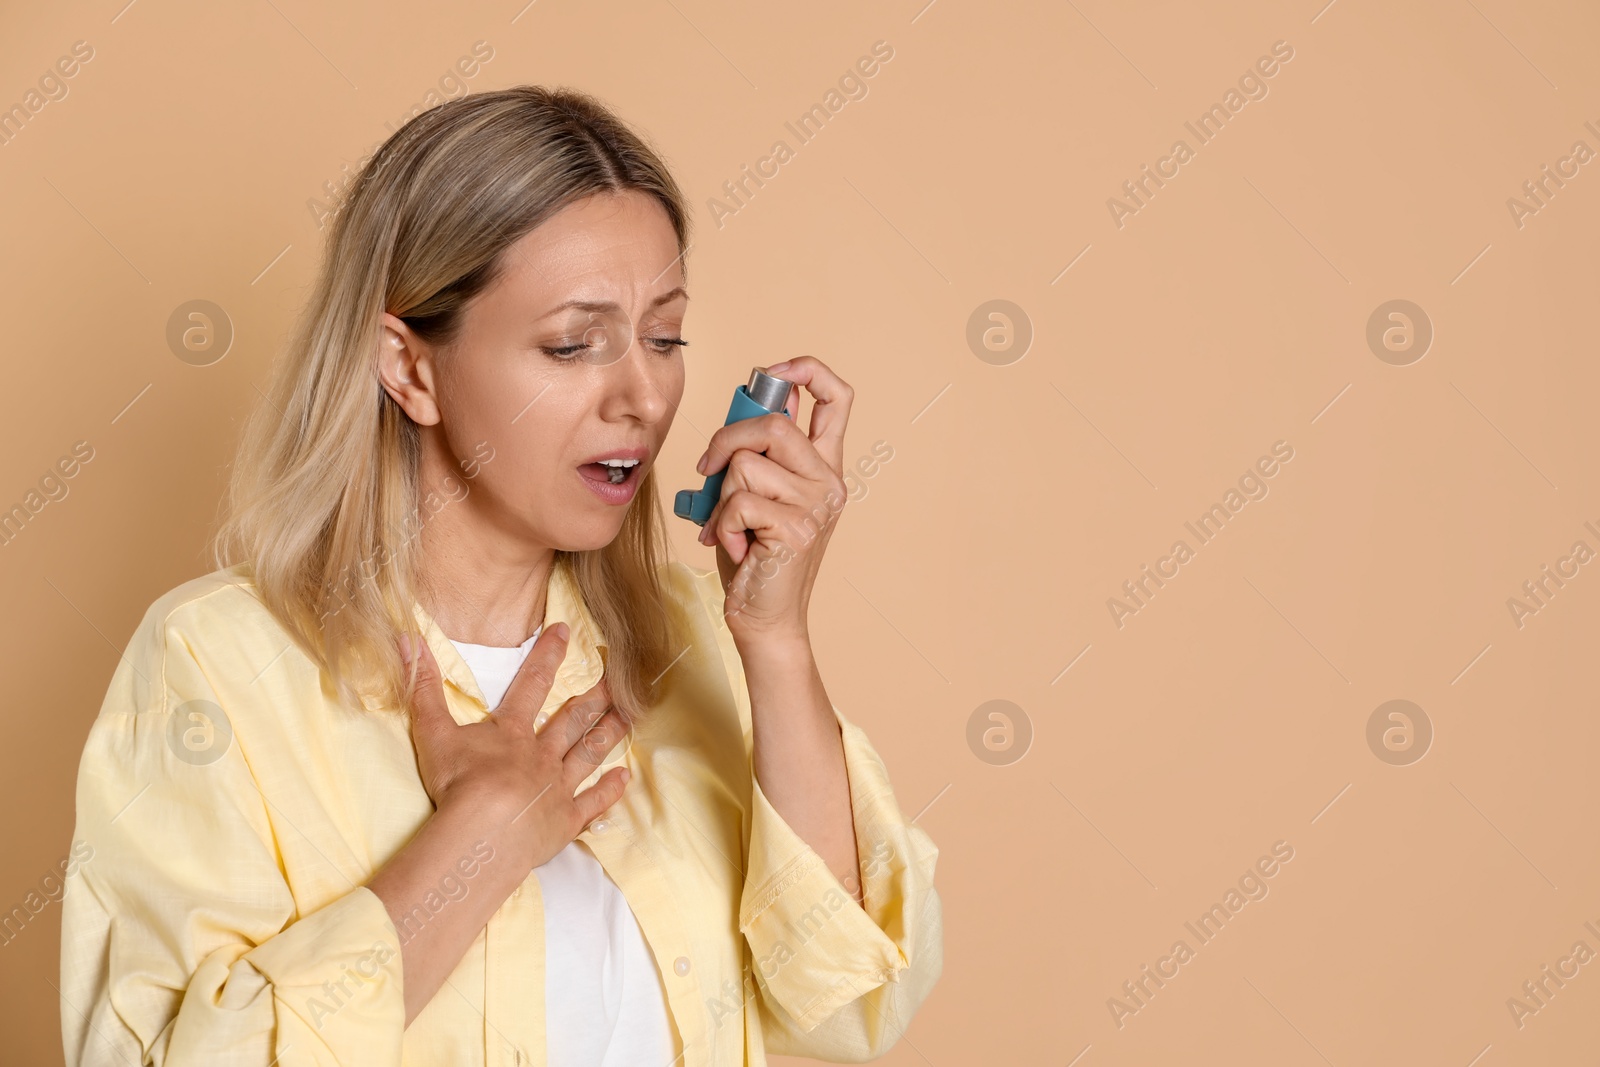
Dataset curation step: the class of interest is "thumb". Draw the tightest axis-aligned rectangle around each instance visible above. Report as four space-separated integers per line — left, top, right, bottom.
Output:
398 634 453 737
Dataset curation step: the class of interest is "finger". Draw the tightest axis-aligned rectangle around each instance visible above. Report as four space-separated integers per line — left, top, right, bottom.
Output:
700 411 832 486
698 450 806 547
761 356 852 473
727 449 809 503
494 621 571 723
532 673 611 732
539 676 614 749
397 635 454 738
572 765 630 828
707 488 798 566
562 708 630 787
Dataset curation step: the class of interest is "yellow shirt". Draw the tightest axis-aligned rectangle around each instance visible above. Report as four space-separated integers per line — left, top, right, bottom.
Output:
59 558 943 1066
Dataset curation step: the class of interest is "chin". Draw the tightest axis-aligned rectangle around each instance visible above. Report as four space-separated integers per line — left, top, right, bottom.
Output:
553 519 630 554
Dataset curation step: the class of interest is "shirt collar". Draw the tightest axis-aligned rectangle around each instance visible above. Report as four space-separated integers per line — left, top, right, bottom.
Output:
360 556 607 715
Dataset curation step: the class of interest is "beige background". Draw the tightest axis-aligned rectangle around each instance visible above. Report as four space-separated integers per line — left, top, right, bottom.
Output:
3 0 1598 1063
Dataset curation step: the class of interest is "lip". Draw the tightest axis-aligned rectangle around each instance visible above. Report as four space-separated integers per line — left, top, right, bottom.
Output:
577 446 650 506
579 446 650 465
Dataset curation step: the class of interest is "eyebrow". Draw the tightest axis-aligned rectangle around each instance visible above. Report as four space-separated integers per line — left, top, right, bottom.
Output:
538 286 690 318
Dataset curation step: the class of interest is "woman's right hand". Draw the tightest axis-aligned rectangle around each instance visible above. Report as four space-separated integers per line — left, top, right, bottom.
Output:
397 622 631 874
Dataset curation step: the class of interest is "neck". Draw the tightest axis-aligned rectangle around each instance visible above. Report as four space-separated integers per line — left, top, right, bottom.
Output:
413 465 555 648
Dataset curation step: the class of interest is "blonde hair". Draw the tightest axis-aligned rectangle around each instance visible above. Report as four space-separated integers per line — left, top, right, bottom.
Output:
212 85 689 725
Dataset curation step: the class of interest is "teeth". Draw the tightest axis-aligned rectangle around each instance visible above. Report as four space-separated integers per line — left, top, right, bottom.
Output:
588 457 641 485
590 458 640 485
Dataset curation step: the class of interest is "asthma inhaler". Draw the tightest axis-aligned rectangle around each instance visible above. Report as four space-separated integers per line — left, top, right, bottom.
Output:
674 366 794 526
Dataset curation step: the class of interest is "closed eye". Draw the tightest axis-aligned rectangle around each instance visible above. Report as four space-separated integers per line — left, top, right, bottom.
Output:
540 337 689 361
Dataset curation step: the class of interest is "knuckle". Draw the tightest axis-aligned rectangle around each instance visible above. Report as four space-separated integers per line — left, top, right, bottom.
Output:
523 662 557 693
563 711 592 749
576 691 608 723
598 719 622 746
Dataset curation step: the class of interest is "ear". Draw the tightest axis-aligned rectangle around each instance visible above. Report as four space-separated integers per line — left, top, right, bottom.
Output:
376 312 442 426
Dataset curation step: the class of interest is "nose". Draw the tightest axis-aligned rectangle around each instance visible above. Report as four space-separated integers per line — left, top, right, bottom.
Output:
599 331 672 426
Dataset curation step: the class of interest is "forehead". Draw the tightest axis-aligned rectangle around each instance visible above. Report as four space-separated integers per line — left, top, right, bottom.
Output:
496 190 683 304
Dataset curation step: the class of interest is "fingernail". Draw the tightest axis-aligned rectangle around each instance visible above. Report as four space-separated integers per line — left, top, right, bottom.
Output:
553 621 570 641
696 452 708 473
767 361 790 373
620 768 631 785
398 635 416 664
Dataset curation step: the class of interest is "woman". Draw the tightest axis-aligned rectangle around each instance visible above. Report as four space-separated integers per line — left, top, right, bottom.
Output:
58 86 942 1066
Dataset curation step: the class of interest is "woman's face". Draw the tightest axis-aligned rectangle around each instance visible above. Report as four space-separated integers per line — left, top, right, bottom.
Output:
380 189 688 553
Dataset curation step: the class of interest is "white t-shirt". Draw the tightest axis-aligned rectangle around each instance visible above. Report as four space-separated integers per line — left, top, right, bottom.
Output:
447 628 676 1067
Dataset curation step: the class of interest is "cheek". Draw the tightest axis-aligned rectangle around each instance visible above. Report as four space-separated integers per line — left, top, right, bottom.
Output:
447 347 571 426
491 426 563 489
440 373 514 452
445 362 569 459
657 362 687 425
495 390 590 485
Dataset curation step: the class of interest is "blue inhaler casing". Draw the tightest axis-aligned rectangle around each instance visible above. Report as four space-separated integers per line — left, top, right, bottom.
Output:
674 366 794 526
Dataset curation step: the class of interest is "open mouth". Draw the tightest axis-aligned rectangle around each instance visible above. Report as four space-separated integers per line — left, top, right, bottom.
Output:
579 459 641 486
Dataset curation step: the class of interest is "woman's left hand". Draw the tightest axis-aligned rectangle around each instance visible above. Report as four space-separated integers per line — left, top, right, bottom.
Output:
693 355 853 643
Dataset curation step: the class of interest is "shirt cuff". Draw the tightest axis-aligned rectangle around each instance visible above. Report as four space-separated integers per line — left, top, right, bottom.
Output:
235 886 406 1055
737 708 915 1032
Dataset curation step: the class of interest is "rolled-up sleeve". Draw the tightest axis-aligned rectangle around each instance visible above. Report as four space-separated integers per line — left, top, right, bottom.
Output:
737 705 944 1059
59 606 405 1066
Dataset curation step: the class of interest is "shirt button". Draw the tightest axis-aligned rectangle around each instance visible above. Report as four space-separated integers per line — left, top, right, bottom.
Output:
674 956 691 976
591 819 609 834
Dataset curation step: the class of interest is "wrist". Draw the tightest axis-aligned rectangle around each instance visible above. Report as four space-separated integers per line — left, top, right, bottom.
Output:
728 623 812 664
433 789 537 873
436 780 510 821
